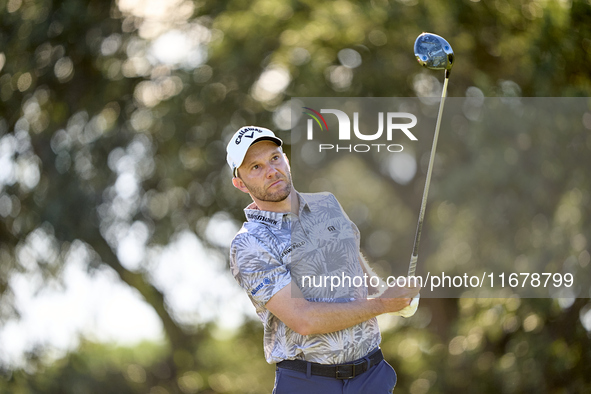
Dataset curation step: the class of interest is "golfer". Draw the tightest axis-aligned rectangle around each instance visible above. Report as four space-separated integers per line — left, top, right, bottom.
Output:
227 126 420 393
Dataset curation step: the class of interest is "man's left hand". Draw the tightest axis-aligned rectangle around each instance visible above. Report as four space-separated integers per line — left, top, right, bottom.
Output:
392 294 420 318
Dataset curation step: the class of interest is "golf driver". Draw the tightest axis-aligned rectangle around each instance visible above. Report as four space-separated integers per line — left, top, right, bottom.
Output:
408 33 454 278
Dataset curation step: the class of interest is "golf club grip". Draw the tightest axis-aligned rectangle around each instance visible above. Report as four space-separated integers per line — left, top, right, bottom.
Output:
408 254 418 277
408 76 450 277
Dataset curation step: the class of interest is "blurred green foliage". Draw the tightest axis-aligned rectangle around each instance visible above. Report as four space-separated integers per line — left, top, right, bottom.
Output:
1 323 276 393
0 0 591 393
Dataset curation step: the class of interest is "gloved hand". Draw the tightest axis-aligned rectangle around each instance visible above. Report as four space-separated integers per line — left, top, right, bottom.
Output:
392 294 420 318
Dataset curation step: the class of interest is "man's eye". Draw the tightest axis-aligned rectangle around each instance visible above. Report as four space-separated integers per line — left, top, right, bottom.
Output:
252 165 259 170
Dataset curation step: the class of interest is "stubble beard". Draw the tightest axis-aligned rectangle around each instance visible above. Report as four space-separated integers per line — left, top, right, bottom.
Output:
245 172 293 203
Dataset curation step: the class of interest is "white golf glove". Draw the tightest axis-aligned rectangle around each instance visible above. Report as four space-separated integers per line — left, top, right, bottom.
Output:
393 294 420 318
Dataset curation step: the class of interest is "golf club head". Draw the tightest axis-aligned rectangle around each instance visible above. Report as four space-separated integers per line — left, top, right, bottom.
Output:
414 32 454 73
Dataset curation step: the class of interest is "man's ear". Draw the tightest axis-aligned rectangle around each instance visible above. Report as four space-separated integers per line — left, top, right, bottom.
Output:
232 176 250 194
283 152 290 168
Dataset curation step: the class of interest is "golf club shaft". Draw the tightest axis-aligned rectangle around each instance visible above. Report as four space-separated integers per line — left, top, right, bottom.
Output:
408 74 449 277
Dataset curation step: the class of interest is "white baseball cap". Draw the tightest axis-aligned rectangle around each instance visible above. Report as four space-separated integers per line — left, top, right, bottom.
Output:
226 126 283 177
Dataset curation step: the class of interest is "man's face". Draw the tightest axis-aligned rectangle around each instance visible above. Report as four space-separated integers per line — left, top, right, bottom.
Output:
236 140 292 203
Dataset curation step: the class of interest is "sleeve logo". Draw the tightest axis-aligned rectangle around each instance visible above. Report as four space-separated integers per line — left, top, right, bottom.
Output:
251 277 271 295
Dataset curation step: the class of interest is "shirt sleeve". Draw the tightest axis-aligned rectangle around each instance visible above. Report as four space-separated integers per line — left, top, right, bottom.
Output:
230 233 291 311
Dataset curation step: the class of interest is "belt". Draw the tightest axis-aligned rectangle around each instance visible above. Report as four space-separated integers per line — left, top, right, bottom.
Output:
276 348 384 380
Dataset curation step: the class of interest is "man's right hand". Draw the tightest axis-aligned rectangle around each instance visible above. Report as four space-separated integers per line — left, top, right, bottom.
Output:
378 277 421 314
266 278 421 336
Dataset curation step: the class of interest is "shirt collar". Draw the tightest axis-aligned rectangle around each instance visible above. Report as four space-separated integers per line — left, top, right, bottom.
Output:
243 203 284 229
296 192 312 216
243 192 311 229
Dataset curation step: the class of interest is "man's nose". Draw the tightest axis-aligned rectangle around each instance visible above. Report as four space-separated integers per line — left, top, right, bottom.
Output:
266 164 279 178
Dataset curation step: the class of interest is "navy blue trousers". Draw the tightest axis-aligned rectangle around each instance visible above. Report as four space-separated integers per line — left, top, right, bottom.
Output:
272 359 397 394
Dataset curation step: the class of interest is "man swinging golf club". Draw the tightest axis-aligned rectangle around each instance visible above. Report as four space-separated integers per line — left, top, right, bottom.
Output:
227 125 419 393
227 32 453 393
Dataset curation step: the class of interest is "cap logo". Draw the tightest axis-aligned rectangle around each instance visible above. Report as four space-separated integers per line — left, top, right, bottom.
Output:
235 127 263 145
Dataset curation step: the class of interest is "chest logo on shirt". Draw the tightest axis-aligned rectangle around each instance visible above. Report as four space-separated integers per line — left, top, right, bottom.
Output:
281 241 306 258
328 226 336 232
